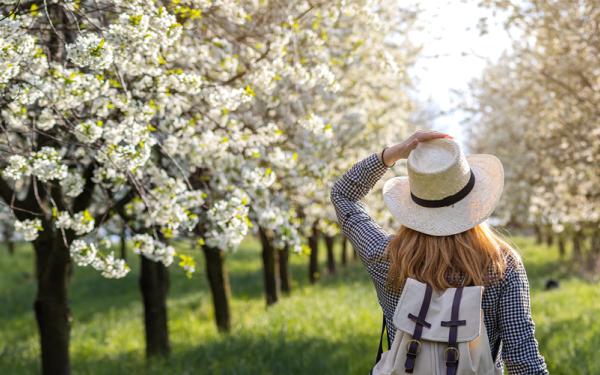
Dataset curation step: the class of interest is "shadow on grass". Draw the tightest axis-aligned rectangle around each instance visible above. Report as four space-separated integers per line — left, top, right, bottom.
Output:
3 237 599 375
2 235 587 328
0 239 372 342
228 249 371 301
160 332 376 375
3 330 378 375
3 235 571 326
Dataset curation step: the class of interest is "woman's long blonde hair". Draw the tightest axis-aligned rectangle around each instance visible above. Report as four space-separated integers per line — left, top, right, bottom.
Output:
383 222 514 292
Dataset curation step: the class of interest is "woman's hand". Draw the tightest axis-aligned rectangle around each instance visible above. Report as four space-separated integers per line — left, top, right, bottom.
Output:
380 130 453 167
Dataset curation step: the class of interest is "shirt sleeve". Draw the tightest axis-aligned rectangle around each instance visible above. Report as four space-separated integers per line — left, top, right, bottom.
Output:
498 261 549 374
329 152 394 278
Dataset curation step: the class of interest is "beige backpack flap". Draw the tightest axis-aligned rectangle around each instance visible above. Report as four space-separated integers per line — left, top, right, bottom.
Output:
372 278 497 375
393 278 482 342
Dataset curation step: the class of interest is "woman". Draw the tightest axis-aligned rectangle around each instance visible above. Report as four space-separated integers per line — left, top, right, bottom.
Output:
330 130 548 374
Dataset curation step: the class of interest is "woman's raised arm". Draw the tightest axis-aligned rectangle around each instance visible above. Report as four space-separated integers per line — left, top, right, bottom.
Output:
329 130 452 276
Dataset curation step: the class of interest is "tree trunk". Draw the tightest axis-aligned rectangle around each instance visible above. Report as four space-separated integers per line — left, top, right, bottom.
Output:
325 235 336 275
120 222 127 260
558 236 566 258
33 230 71 375
587 230 600 271
31 12 77 372
4 225 15 255
5 238 15 255
140 256 170 357
259 226 280 306
534 225 543 245
7 239 15 254
572 231 582 261
341 235 348 266
202 245 231 332
308 225 320 284
545 229 554 247
592 230 600 255
278 243 291 295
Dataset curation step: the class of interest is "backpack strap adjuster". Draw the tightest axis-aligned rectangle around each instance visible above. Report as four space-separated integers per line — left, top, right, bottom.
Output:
404 339 421 374
404 283 433 373
442 286 465 375
406 339 421 355
444 346 460 364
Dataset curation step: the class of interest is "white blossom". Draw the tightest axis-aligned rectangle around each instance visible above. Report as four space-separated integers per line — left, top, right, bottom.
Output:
60 172 85 197
55 210 95 235
0 19 36 85
70 211 95 235
15 218 43 241
30 147 68 182
0 0 418 281
74 120 103 143
2 155 31 180
132 234 175 266
70 239 98 266
98 252 130 279
467 0 599 234
205 188 251 251
66 34 114 70
37 108 56 131
257 206 285 230
55 211 72 230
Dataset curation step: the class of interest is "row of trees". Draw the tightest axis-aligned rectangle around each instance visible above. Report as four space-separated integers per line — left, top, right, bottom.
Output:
466 0 599 267
0 1 417 374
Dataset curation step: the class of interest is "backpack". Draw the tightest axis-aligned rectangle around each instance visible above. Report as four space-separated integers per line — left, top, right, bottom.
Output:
370 277 502 375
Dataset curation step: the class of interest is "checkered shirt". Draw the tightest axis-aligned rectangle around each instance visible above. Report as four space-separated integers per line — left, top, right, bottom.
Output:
330 152 549 374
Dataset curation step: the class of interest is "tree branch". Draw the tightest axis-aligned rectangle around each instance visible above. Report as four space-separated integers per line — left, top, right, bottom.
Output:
0 177 43 220
72 163 96 212
93 188 136 225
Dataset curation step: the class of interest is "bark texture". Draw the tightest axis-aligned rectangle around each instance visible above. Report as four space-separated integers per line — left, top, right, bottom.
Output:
140 256 171 357
308 225 320 284
259 226 280 306
341 235 348 266
278 243 291 294
558 236 566 258
203 245 231 332
325 235 336 275
33 230 71 375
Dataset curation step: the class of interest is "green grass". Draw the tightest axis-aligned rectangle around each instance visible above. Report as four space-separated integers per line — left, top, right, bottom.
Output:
0 236 599 374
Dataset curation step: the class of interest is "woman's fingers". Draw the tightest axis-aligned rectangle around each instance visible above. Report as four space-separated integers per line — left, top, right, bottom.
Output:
392 130 454 161
413 130 452 142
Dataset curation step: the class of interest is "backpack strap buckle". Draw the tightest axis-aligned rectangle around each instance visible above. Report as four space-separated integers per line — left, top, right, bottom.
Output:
444 346 460 364
404 339 421 374
406 339 421 355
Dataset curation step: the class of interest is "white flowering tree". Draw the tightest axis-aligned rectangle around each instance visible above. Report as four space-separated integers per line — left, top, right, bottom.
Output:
314 1 418 278
0 1 213 372
465 57 535 230
161 0 337 323
1 1 421 373
467 0 599 262
174 0 419 308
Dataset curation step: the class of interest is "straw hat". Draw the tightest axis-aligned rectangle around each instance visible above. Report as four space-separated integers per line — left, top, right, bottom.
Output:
382 138 504 236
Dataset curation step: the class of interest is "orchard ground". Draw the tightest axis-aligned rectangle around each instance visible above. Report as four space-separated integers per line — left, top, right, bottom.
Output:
1 236 598 375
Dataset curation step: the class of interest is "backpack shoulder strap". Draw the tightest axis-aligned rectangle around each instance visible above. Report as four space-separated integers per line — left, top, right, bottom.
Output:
492 337 501 362
374 314 390 364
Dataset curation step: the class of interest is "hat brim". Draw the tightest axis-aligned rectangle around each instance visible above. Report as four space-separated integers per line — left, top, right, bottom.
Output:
382 154 504 236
